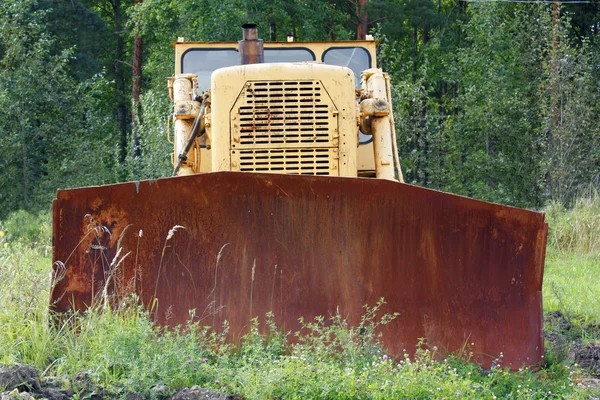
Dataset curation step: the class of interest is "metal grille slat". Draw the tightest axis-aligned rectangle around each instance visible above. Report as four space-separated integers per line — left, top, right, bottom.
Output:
230 80 339 176
234 148 337 176
232 80 337 148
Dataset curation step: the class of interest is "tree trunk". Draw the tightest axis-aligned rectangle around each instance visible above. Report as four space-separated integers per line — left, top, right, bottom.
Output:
113 0 128 166
551 0 560 123
357 0 369 40
21 132 28 207
131 0 143 159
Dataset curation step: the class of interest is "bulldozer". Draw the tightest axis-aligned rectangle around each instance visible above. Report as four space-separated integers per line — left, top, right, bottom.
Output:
51 25 548 369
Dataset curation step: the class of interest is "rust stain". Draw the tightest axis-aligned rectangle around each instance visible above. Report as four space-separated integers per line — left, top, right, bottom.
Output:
51 171 547 369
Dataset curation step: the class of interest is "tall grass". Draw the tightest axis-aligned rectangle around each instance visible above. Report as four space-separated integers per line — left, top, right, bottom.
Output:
545 188 600 254
0 215 54 367
543 189 600 324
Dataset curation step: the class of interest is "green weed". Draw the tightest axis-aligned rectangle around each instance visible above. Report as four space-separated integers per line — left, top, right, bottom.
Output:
543 249 600 325
1 210 51 245
545 188 600 255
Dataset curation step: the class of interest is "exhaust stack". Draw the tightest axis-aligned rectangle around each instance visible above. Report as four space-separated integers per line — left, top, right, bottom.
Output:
239 24 264 65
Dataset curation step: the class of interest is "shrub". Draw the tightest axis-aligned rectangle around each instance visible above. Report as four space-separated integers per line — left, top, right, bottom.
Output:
1 210 51 245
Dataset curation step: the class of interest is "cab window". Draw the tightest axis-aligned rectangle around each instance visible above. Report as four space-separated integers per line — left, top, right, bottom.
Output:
182 48 316 92
323 47 372 144
322 47 371 88
264 48 315 63
181 49 239 92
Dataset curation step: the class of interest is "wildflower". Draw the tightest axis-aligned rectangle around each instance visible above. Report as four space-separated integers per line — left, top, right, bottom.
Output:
433 346 438 351
202 358 208 363
215 380 221 385
342 321 348 327
383 354 389 361
356 379 361 384
266 346 271 350
457 391 461 397
187 360 192 364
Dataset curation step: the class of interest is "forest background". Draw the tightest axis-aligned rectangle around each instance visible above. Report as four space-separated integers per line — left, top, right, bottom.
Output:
1 0 599 218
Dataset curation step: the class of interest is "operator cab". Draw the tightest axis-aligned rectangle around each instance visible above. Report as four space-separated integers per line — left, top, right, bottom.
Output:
172 39 378 163
171 37 385 176
174 39 376 91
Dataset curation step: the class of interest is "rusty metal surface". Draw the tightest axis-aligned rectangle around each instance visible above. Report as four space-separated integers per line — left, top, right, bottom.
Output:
239 24 263 65
51 172 547 368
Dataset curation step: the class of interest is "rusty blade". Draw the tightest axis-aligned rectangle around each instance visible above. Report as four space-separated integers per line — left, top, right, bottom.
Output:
51 172 547 368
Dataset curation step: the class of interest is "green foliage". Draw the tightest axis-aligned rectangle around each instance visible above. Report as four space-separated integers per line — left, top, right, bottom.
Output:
131 89 173 179
376 1 599 207
0 0 121 218
2 0 600 215
0 228 53 367
443 4 550 206
543 189 600 327
542 191 600 374
541 37 600 205
544 250 600 325
546 188 600 254
0 210 51 244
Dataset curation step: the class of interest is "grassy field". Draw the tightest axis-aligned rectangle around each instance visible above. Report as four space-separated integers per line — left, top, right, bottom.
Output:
0 195 598 399
544 192 600 324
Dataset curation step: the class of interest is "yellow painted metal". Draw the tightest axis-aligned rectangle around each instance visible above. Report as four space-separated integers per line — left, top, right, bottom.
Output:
360 69 396 181
210 63 358 177
356 143 376 175
229 78 341 175
174 100 200 119
172 74 199 175
385 73 404 183
168 38 403 179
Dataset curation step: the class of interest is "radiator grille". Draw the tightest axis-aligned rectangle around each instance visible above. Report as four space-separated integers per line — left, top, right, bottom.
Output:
233 148 337 175
230 80 339 176
232 81 337 148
